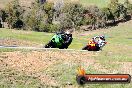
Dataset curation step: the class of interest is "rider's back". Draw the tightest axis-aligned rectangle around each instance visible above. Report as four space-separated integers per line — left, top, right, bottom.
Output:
51 34 64 47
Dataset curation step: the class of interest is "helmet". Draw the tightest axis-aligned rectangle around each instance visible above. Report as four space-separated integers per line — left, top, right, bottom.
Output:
65 30 71 34
100 35 105 40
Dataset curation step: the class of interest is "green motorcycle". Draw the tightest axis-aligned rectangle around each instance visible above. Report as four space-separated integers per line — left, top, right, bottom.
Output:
44 32 73 49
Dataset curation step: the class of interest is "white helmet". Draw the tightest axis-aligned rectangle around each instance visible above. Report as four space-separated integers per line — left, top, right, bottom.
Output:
65 30 70 34
100 35 105 40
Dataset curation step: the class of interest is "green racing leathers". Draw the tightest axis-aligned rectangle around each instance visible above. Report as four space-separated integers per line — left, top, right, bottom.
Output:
51 34 64 48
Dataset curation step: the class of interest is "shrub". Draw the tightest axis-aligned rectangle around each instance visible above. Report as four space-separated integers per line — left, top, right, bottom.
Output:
59 13 74 30
124 0 132 15
61 3 84 29
49 24 60 32
23 1 55 31
42 2 54 24
0 9 7 22
39 23 60 32
5 0 24 29
2 0 132 32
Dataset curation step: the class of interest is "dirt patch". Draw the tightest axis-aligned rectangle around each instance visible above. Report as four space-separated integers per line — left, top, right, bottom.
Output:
19 0 32 7
11 29 32 35
0 50 131 86
0 51 55 72
0 38 41 47
93 61 132 75
37 73 58 86
0 51 106 75
0 50 96 86
1 50 131 84
118 62 132 75
93 62 109 73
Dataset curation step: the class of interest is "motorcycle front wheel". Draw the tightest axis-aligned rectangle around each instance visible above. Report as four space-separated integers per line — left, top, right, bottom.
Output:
82 45 88 50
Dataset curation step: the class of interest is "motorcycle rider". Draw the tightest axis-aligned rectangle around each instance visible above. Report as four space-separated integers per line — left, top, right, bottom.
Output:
61 30 73 49
98 35 106 49
45 30 73 49
82 35 106 51
92 35 106 49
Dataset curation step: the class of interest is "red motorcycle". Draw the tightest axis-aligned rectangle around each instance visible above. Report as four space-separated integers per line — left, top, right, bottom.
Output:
82 39 107 51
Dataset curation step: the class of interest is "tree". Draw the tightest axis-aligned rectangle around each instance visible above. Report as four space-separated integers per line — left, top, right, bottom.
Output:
108 0 120 20
124 0 132 15
54 0 64 21
23 2 43 31
108 0 127 22
83 6 107 30
110 0 118 4
101 7 115 23
39 2 54 24
60 3 84 30
118 4 127 21
5 0 24 29
0 9 7 28
23 1 59 32
59 13 74 30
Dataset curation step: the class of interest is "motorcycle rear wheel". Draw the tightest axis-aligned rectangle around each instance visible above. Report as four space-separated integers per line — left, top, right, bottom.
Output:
44 41 55 48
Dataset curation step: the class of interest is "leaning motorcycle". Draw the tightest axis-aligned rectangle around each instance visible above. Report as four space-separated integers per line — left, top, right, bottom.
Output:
82 39 107 51
45 33 73 49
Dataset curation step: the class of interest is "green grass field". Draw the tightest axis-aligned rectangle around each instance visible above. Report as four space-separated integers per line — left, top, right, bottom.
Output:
0 20 132 87
80 0 126 7
0 29 53 44
80 0 109 7
0 0 132 87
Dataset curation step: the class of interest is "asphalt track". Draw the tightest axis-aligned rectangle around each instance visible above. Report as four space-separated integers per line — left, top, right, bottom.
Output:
0 45 88 52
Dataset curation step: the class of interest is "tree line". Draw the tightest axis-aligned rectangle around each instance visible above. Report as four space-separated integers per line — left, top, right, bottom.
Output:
0 0 132 32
